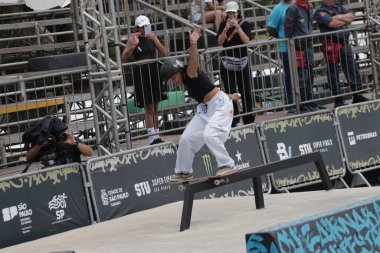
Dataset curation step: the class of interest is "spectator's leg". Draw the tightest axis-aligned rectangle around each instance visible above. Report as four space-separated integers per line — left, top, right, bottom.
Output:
340 44 362 92
237 66 255 124
305 48 314 102
221 66 239 127
280 52 293 105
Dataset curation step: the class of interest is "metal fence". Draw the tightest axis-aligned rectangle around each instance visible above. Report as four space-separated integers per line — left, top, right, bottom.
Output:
0 0 379 169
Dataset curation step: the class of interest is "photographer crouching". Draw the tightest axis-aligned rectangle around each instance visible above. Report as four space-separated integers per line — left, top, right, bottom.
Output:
23 116 94 169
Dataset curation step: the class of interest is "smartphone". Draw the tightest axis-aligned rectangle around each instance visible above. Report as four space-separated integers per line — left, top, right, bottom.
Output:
144 24 151 35
227 12 234 20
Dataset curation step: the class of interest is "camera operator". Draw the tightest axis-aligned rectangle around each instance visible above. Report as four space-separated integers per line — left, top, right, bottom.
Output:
26 131 93 167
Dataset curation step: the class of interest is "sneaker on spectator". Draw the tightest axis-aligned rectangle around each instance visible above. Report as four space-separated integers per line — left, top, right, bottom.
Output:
308 103 326 111
300 105 310 113
334 97 347 108
352 94 369 104
287 106 296 114
150 138 164 145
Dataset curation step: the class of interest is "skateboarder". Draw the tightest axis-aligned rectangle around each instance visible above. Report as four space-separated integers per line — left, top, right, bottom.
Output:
160 27 238 183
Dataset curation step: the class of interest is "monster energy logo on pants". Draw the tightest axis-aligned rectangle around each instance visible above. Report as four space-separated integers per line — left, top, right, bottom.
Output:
202 154 212 176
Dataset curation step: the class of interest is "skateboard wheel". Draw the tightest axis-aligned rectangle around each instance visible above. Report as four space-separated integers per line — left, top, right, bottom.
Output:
178 185 185 191
214 179 221 186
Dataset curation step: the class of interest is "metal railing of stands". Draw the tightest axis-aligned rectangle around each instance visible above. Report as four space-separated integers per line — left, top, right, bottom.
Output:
0 7 79 71
0 67 94 167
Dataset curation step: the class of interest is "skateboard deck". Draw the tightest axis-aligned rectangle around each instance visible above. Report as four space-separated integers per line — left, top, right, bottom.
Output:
170 168 238 191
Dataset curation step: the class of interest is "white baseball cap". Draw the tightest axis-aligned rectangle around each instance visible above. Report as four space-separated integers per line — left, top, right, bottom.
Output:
225 1 239 12
135 15 150 27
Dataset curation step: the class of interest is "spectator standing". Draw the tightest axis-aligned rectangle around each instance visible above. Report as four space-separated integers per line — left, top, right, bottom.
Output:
191 0 225 30
285 0 325 112
267 0 295 113
217 1 255 126
121 15 168 145
315 0 369 107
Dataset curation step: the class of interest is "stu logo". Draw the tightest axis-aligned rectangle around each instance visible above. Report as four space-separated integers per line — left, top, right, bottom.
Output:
135 181 151 197
276 143 291 160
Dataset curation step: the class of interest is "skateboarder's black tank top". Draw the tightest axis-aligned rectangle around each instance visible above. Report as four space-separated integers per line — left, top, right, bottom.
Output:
183 66 215 103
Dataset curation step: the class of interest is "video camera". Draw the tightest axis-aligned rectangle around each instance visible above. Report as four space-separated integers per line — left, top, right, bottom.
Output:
22 116 69 166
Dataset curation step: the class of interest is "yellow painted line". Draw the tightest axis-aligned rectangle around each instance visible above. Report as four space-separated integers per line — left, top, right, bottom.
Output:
0 98 65 115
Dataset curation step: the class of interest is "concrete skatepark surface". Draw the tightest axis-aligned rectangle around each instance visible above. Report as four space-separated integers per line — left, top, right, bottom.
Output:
2 187 380 253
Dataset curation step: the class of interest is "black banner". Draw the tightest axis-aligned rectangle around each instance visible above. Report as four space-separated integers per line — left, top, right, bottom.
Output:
192 124 269 198
0 164 91 249
87 142 182 222
336 100 380 173
261 111 345 190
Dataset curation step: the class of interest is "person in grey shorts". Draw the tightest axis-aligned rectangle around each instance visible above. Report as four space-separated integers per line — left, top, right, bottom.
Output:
160 27 239 182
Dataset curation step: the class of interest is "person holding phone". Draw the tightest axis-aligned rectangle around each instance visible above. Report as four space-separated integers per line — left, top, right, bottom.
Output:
217 1 254 127
122 15 168 145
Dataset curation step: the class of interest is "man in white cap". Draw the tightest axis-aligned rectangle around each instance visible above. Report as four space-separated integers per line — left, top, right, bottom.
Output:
122 15 168 145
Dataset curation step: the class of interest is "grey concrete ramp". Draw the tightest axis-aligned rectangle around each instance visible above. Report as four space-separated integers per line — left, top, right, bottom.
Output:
2 187 380 253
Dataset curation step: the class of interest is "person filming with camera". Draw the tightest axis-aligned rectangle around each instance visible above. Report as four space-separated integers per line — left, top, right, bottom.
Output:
24 116 93 167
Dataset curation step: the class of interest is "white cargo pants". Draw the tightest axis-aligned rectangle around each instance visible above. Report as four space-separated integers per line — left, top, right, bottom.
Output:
175 91 235 174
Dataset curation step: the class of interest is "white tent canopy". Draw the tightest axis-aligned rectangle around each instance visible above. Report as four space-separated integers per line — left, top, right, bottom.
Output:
0 0 70 10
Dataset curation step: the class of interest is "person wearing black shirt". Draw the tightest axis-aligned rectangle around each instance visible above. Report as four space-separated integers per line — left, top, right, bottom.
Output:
160 27 240 182
315 0 369 107
26 131 93 166
216 1 254 127
122 15 168 145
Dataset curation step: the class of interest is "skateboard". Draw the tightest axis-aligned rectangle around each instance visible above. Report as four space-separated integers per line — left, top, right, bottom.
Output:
170 169 238 191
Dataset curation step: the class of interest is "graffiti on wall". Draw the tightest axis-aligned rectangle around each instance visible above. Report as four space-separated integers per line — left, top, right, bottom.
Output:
246 198 380 253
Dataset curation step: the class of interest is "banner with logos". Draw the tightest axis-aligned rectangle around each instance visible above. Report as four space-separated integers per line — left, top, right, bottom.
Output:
192 124 269 198
261 111 345 191
336 100 380 173
87 142 182 222
0 164 92 249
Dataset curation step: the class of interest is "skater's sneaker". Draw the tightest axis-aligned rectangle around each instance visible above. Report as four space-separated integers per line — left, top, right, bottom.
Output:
216 166 237 177
169 173 193 183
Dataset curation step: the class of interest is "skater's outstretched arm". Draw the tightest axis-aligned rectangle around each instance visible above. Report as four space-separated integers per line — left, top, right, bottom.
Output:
187 27 202 79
